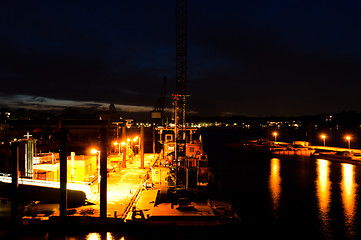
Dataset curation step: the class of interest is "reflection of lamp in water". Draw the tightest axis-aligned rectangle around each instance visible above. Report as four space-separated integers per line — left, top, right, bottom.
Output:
341 163 357 233
269 158 281 218
316 159 331 230
321 134 326 147
86 232 119 240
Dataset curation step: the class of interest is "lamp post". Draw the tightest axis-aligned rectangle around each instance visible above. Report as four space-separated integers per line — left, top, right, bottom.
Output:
346 136 351 149
114 141 121 156
91 149 100 192
273 132 278 142
114 142 121 173
321 135 326 147
133 136 139 154
121 141 126 168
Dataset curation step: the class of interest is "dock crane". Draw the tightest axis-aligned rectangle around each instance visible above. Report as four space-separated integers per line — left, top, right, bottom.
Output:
155 0 205 190
152 0 187 130
174 0 188 142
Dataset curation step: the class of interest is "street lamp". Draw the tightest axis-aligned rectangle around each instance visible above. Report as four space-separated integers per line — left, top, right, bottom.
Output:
113 141 121 156
133 136 139 154
346 136 351 149
121 141 127 168
273 132 278 142
321 135 326 147
90 148 100 193
114 141 122 173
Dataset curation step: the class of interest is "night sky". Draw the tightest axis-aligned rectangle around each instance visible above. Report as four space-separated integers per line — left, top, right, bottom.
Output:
1 0 361 118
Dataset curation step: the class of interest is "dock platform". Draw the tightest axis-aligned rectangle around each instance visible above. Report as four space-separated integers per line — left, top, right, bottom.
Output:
43 153 159 222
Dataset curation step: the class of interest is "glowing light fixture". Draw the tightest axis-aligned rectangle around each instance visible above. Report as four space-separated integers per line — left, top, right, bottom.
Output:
273 132 278 142
90 149 99 154
321 135 326 146
346 136 351 149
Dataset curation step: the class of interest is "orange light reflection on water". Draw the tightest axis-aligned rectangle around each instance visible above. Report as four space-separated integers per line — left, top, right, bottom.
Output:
269 158 281 218
316 159 331 234
86 232 123 240
341 163 358 237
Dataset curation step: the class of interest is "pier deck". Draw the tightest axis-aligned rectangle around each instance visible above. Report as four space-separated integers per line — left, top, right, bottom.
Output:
52 153 159 219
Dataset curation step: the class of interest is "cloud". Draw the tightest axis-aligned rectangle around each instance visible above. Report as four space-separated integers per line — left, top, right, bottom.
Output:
0 94 154 113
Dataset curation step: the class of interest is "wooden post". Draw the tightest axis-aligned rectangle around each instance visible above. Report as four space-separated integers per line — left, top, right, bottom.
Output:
152 126 155 155
100 127 108 221
11 142 19 228
122 126 126 168
122 126 126 142
141 126 144 169
60 127 67 224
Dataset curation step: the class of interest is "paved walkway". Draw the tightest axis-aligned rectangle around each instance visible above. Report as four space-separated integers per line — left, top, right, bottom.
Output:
309 146 361 154
75 153 158 218
124 189 159 221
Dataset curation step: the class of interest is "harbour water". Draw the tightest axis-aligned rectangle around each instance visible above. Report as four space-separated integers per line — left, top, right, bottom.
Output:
2 128 361 239
203 128 361 240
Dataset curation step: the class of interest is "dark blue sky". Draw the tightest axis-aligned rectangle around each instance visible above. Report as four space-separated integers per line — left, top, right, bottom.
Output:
1 0 361 117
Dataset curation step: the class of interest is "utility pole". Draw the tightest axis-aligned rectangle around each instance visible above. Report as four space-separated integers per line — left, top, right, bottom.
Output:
141 126 145 169
122 126 126 168
100 127 108 221
11 142 19 229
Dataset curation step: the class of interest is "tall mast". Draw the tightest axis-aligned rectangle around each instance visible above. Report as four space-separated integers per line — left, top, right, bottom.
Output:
173 0 188 187
175 0 187 140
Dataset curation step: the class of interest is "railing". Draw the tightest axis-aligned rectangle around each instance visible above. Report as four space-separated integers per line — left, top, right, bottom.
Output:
0 175 91 198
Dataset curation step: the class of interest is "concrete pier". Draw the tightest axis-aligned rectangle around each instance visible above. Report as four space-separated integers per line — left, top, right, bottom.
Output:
272 145 361 157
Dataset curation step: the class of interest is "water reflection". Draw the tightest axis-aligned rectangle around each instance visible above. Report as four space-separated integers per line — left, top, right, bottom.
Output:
86 232 122 240
316 159 332 236
269 158 281 218
341 163 358 238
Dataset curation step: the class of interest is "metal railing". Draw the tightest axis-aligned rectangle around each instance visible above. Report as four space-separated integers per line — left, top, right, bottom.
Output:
0 174 91 198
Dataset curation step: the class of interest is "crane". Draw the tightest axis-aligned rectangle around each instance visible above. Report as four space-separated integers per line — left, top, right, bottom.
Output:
174 0 188 141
